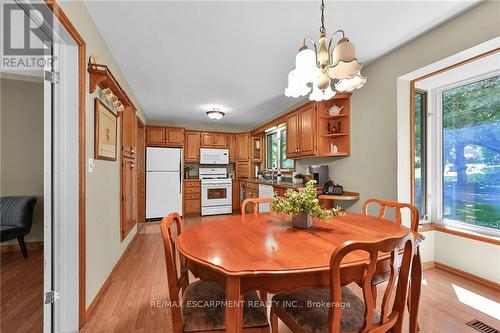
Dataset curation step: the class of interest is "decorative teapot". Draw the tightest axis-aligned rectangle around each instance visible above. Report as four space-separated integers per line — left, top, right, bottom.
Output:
328 105 344 116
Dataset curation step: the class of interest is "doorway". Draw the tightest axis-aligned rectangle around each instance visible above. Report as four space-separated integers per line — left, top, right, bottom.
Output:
1 1 80 331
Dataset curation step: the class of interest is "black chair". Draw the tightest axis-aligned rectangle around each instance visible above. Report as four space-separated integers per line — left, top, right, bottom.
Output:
0 196 37 257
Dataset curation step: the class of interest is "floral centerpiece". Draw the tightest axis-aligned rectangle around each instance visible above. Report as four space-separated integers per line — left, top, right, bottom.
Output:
272 180 345 229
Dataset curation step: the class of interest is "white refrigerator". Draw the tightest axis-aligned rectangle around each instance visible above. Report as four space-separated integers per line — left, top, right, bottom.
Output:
146 147 183 220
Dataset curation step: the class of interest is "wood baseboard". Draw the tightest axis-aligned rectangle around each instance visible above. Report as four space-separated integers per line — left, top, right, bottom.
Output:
84 232 138 322
422 261 435 271
0 241 44 253
425 261 500 292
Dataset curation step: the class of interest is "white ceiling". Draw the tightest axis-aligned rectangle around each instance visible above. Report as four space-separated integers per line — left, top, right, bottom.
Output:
85 0 479 131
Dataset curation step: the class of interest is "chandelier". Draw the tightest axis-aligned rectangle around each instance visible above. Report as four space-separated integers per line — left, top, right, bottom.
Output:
285 0 366 101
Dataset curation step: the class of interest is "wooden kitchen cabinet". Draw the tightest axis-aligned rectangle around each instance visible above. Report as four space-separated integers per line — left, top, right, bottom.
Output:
201 132 228 148
121 105 137 240
286 112 299 158
298 103 317 156
214 133 228 148
146 126 184 147
236 133 250 161
184 180 201 215
146 126 164 146
286 103 317 158
228 134 237 163
166 127 184 146
184 131 201 162
236 161 250 179
251 136 263 162
232 180 240 211
121 106 137 159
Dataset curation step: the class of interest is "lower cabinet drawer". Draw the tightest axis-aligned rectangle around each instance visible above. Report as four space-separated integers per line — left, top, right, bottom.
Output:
185 199 200 213
185 187 200 195
245 189 258 199
246 182 259 190
185 193 200 200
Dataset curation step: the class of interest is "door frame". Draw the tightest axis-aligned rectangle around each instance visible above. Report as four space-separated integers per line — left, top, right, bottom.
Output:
42 0 87 328
137 117 146 224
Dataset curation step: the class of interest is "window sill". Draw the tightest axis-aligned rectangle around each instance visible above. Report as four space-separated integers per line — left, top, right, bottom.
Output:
418 223 500 246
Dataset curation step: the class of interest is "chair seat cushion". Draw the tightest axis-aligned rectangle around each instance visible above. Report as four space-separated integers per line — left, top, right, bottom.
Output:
182 280 268 332
0 225 25 242
272 287 380 333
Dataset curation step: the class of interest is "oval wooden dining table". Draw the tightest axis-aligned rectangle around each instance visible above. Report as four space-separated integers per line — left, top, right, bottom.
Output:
177 212 423 333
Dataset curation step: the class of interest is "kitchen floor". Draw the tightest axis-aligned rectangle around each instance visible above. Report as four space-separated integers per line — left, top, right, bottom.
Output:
81 217 499 332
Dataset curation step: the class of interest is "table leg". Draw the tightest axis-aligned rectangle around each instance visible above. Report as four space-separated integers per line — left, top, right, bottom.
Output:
226 276 243 333
409 248 422 333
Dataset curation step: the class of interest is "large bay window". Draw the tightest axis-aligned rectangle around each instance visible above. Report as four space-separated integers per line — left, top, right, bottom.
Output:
414 73 500 233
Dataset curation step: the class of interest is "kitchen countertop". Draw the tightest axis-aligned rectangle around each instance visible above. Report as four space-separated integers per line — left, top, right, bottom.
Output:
237 178 319 190
238 178 360 202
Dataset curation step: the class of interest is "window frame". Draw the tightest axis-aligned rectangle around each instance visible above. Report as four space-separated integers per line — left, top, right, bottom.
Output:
430 70 500 237
265 124 294 171
413 89 428 220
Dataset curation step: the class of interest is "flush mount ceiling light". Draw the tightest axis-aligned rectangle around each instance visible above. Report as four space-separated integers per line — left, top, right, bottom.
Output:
206 108 225 120
285 0 366 101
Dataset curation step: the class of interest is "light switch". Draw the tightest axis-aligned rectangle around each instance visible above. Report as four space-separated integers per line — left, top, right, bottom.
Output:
88 158 95 173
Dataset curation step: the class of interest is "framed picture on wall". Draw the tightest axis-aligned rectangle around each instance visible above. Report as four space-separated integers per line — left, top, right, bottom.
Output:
94 98 118 161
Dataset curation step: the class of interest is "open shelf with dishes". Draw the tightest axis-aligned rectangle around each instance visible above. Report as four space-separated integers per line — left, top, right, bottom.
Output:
317 93 351 156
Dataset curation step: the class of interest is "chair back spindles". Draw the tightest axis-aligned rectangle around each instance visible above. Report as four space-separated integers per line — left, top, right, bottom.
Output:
160 212 188 330
362 198 419 232
328 234 415 333
241 197 273 215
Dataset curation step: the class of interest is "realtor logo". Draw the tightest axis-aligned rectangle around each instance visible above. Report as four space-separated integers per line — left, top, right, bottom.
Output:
1 2 53 70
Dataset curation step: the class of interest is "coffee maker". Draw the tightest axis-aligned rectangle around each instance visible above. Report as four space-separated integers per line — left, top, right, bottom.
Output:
309 165 329 186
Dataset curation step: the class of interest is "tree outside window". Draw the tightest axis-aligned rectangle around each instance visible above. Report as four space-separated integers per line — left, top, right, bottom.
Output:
442 75 500 230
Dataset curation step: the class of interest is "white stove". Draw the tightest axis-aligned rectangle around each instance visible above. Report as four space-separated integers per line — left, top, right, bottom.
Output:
199 168 232 216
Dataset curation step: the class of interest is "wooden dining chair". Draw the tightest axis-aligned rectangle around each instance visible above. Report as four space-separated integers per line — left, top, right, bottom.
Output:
362 198 419 232
270 233 415 333
160 212 270 332
241 197 273 215
240 197 274 303
362 198 420 330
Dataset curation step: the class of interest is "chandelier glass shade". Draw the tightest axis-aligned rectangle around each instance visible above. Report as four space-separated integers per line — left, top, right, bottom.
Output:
285 0 366 101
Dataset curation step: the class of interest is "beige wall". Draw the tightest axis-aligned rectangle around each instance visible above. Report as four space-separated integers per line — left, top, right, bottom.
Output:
0 77 44 244
297 1 500 213
57 0 148 308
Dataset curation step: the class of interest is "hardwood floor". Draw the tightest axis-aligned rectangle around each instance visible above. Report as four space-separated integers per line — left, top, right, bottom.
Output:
81 218 500 332
0 246 43 333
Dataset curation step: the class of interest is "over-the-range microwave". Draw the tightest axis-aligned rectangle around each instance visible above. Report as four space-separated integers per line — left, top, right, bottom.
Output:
199 148 229 165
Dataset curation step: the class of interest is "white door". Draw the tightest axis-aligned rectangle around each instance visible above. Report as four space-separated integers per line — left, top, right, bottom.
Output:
43 45 54 333
146 171 182 218
146 147 182 171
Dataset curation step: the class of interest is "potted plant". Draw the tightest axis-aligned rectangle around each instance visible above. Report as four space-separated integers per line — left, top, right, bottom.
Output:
272 180 345 229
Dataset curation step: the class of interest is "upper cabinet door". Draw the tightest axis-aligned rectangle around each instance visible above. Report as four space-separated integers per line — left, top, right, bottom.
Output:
236 134 250 161
286 112 299 158
201 132 214 147
214 133 228 148
165 127 184 147
185 131 201 162
251 136 263 162
228 135 237 163
298 104 316 156
146 127 166 146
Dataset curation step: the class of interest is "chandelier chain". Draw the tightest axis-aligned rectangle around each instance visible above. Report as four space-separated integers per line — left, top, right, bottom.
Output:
320 0 326 33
